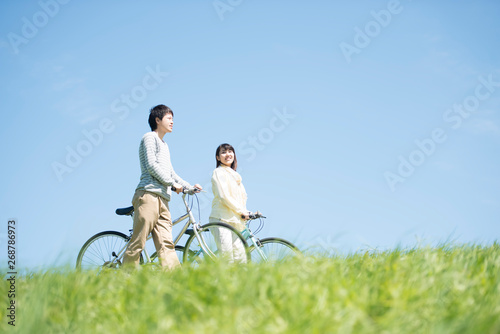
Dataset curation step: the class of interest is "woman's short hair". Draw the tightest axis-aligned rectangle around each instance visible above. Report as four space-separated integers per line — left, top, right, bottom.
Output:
148 105 174 131
215 143 238 171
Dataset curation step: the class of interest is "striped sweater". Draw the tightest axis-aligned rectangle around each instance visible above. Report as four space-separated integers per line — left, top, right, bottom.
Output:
136 131 191 201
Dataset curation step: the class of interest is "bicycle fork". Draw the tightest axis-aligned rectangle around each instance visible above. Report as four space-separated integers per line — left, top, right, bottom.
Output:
242 228 269 262
192 223 219 259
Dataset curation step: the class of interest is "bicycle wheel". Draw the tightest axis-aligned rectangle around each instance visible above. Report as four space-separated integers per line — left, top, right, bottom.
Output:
76 231 142 270
249 238 300 263
183 222 250 265
150 245 185 265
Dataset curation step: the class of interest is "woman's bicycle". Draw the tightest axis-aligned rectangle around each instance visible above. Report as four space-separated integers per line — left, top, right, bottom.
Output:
76 189 250 271
241 212 301 263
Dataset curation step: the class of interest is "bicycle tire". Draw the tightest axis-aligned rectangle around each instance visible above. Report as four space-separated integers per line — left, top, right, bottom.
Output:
249 237 300 263
76 231 143 270
150 245 185 265
183 222 250 265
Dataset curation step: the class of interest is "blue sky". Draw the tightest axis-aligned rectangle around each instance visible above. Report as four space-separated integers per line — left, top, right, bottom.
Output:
1 0 499 270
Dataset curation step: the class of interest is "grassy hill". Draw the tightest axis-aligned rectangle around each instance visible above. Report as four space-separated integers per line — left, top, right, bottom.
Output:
2 243 500 333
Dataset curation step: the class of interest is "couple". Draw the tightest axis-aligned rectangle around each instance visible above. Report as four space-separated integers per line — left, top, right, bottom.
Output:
123 104 251 270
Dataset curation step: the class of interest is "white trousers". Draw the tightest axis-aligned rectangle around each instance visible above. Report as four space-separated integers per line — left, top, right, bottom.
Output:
209 219 247 264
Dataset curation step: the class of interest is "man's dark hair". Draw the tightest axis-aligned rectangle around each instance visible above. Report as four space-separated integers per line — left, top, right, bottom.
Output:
148 105 174 131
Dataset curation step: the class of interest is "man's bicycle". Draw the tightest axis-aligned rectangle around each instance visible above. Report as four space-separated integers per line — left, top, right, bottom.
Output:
75 189 250 270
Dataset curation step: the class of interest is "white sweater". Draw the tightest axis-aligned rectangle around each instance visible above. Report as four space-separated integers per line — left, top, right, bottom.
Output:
209 165 248 229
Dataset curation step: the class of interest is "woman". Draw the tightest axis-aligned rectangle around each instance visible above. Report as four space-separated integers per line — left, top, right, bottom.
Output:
209 143 251 263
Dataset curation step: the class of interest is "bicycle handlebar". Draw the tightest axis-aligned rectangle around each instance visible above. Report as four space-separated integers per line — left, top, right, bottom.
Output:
171 186 202 195
243 212 266 220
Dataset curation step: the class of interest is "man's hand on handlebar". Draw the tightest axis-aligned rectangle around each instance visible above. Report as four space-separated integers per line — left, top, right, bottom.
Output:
186 184 203 195
172 183 183 194
171 183 203 195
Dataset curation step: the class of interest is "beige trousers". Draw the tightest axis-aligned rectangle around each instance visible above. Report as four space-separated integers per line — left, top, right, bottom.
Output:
123 190 180 270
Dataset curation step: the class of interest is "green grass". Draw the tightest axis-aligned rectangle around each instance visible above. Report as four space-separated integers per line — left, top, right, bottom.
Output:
2 243 500 333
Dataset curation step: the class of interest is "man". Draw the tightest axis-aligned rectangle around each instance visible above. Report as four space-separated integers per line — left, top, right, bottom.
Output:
123 104 202 269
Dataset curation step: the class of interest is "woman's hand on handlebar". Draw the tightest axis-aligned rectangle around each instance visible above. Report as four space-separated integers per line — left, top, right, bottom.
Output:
242 211 266 220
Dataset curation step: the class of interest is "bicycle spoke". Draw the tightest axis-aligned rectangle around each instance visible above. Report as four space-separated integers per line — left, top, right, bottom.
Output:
250 238 300 263
76 232 130 270
183 223 249 265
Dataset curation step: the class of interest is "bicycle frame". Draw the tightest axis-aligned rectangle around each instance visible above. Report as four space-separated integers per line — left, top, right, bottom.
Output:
102 193 216 266
240 224 269 261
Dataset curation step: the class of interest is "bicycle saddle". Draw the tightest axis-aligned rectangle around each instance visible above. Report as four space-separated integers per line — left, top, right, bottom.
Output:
115 206 134 216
